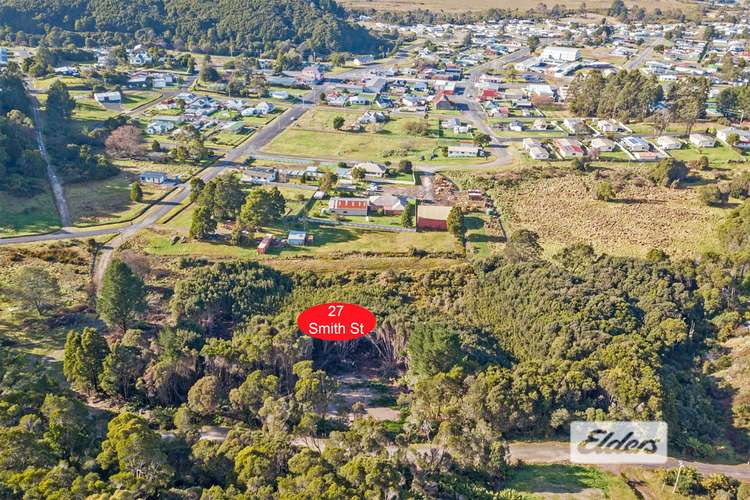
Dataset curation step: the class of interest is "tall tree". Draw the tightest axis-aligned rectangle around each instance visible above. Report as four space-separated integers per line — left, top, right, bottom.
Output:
97 259 147 331
46 80 75 122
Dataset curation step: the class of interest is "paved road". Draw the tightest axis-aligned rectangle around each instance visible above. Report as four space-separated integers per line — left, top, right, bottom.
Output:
624 38 663 71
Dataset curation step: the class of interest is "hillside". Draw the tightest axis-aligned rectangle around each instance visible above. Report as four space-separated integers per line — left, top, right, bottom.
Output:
0 0 387 54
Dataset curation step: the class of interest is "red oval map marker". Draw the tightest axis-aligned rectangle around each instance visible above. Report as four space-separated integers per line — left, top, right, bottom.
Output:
297 303 376 341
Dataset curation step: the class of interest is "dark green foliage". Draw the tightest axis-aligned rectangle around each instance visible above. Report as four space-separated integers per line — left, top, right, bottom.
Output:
567 70 661 122
0 74 45 196
171 261 291 327
648 158 689 187
97 259 147 331
0 0 390 55
63 327 110 393
407 321 464 377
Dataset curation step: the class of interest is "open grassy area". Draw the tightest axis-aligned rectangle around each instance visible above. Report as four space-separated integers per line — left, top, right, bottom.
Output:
0 240 98 362
143 215 459 258
65 172 167 227
0 189 61 237
263 106 477 163
450 165 732 259
72 96 119 125
122 91 162 110
502 464 636 500
670 143 747 165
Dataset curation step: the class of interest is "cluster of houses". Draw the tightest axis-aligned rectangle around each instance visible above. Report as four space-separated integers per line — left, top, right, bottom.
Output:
326 196 453 230
143 92 278 136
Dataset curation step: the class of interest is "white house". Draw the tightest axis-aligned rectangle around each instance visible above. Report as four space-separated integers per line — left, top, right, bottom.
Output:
523 138 543 151
351 55 375 66
590 137 615 152
620 135 650 152
255 101 275 115
541 46 582 62
353 162 387 177
448 146 481 157
563 118 586 134
529 147 549 160
717 127 750 148
94 91 122 104
656 136 682 150
596 119 620 133
689 133 716 148
139 171 167 184
271 90 289 100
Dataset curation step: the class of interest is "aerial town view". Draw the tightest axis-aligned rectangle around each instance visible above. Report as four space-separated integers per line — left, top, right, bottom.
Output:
1 0 750 498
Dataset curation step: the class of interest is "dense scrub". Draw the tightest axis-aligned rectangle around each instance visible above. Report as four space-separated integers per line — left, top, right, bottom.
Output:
0 0 389 55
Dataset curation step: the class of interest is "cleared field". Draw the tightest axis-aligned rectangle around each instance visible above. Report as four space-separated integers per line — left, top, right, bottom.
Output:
0 189 61 237
65 172 166 227
262 108 478 162
503 464 637 500
344 0 689 11
122 91 162 110
453 166 731 259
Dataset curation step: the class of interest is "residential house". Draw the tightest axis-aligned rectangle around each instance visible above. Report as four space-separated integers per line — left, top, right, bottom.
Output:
523 138 543 151
656 136 683 150
563 118 586 134
358 111 386 125
328 197 369 216
416 205 452 231
255 101 275 115
353 162 387 177
241 167 277 184
351 55 375 66
129 51 152 66
508 121 524 132
139 171 167 184
369 194 408 215
299 65 323 85
348 95 371 106
541 46 582 62
94 91 122 104
689 133 716 148
553 138 585 158
532 119 548 130
621 135 650 152
596 119 620 133
717 127 750 148
433 92 456 111
529 146 550 160
448 145 481 157
287 231 307 246
590 137 616 152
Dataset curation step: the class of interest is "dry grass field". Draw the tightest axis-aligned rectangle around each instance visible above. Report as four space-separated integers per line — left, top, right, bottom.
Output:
500 173 727 258
344 0 690 12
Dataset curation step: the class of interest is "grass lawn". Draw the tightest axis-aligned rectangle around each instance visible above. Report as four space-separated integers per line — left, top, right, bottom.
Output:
208 129 254 147
464 213 504 257
503 464 636 499
65 172 166 227
670 144 746 165
147 216 459 257
73 97 119 124
111 159 199 178
0 189 61 237
122 91 162 110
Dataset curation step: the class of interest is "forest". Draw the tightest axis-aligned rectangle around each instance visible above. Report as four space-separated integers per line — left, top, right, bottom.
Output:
0 198 748 497
0 0 390 55
0 72 47 196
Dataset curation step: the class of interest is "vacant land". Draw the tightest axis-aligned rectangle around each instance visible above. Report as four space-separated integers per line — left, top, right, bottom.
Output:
451 166 731 259
0 189 61 237
263 107 478 163
503 464 636 500
65 172 166 227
